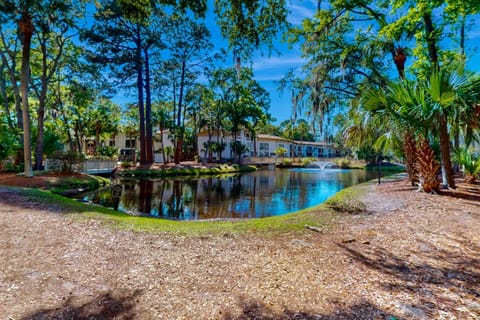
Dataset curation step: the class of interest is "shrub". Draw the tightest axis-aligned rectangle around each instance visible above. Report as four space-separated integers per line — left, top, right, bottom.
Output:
336 158 351 169
282 158 292 166
50 150 85 173
452 147 480 184
301 157 315 167
97 146 118 159
275 147 288 157
120 161 135 169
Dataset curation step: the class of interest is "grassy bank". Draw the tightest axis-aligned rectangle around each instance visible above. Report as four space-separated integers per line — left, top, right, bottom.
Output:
118 164 257 178
2 171 404 236
48 174 110 196
6 184 340 236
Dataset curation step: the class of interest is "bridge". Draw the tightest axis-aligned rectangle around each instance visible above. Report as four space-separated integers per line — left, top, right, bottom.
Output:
80 160 117 175
45 159 118 175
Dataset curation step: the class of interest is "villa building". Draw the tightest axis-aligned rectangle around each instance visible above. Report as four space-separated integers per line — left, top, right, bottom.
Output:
197 130 340 162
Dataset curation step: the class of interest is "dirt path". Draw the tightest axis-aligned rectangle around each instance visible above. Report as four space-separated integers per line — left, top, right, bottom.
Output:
1 178 479 319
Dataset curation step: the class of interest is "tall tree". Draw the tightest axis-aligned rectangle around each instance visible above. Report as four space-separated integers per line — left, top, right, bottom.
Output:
83 0 206 165
30 0 80 170
158 14 213 163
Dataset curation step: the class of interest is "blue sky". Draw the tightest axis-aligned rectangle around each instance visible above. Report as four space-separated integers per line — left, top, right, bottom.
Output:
204 1 480 126
109 1 480 127
204 1 318 125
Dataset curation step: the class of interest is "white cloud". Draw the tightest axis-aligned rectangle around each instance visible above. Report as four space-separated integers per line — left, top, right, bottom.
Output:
286 2 317 25
251 55 306 70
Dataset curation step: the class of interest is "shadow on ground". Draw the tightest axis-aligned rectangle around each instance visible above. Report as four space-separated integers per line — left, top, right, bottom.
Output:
338 235 480 318
21 290 141 320
223 299 403 320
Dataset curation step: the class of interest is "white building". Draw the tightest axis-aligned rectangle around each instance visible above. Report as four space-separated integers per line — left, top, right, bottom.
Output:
197 130 340 162
83 130 174 163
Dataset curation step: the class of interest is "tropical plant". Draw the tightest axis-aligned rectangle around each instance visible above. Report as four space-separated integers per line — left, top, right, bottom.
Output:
275 147 287 158
230 141 248 164
452 148 480 184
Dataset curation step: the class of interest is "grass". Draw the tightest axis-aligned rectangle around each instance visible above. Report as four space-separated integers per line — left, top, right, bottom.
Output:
48 175 110 195
3 169 401 237
118 164 257 178
324 182 370 214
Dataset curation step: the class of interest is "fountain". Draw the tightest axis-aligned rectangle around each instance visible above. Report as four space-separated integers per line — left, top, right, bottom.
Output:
306 161 338 169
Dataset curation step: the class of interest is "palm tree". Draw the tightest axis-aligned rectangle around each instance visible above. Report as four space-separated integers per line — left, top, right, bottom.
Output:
362 66 480 190
452 148 480 184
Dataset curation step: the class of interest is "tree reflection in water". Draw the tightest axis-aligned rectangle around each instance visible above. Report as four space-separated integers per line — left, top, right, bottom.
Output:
80 169 387 220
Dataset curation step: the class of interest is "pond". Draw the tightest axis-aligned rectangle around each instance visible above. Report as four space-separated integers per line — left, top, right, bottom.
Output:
78 168 386 220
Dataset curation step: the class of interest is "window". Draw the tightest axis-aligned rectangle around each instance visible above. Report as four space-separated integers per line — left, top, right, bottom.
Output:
109 140 115 147
259 143 269 156
125 139 136 149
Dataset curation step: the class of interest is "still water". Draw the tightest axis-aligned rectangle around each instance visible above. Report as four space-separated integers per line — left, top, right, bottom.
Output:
79 168 384 220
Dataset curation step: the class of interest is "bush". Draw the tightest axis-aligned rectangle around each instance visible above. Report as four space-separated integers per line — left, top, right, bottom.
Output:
50 150 85 173
336 158 351 169
452 147 480 184
120 161 135 169
97 146 119 159
275 147 288 157
282 158 292 166
301 157 315 167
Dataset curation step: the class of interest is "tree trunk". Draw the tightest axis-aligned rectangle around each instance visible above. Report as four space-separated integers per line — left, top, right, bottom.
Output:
438 114 456 189
135 30 146 165
423 12 438 66
392 47 406 79
416 138 440 193
403 131 418 186
34 101 45 169
34 55 48 169
144 47 153 164
0 61 13 129
19 11 33 177
174 60 187 164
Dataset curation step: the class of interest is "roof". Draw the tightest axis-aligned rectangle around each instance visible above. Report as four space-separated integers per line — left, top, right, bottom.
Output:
257 134 291 142
293 140 335 147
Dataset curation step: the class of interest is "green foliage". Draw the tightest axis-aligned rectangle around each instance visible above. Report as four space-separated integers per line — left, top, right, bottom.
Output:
49 175 110 196
301 157 316 167
281 158 292 166
452 147 480 178
50 150 85 173
275 146 287 157
214 0 288 60
230 141 248 159
41 129 64 158
279 119 315 142
0 121 19 161
97 146 119 159
119 164 256 178
336 158 351 169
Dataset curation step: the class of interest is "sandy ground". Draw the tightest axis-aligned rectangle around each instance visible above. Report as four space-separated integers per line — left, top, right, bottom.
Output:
0 175 479 319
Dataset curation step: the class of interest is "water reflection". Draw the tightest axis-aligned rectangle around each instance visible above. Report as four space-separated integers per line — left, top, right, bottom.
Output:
79 168 385 220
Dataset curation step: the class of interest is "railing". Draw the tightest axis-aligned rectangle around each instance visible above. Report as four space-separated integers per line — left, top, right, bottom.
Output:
81 160 117 174
45 159 117 174
243 157 281 165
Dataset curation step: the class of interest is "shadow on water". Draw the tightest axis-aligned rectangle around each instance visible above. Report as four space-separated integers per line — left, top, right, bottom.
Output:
21 290 141 320
222 298 404 320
